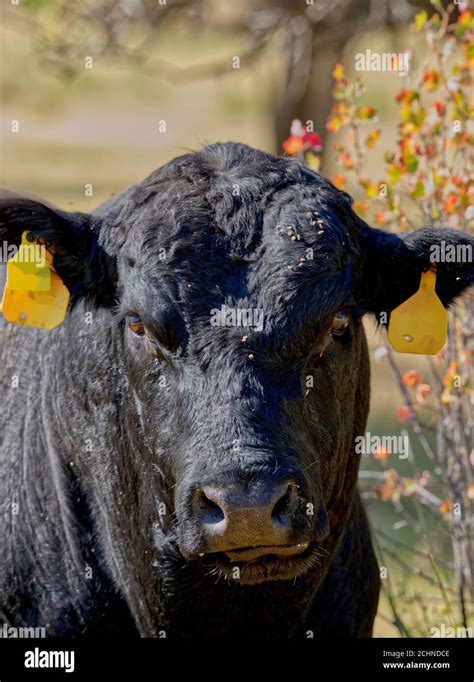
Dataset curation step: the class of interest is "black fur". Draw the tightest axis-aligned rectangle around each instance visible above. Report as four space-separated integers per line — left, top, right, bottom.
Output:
0 143 472 639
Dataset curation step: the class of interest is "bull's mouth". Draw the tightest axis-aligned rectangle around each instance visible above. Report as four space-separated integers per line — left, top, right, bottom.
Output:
223 542 309 562
200 542 320 585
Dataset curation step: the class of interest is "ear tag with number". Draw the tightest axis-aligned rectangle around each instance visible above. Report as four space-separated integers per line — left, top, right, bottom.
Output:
387 269 447 355
1 231 70 330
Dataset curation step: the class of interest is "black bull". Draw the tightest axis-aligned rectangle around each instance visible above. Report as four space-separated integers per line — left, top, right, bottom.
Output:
0 143 472 639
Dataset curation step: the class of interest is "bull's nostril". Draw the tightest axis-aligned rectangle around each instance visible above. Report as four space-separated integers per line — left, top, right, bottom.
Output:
196 489 225 525
271 484 293 527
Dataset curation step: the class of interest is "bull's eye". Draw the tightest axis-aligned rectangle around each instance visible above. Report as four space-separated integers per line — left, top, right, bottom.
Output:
331 310 350 337
127 314 145 337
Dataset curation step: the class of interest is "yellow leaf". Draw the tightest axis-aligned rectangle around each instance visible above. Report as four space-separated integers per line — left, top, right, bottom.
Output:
305 151 321 171
332 64 344 81
413 10 428 32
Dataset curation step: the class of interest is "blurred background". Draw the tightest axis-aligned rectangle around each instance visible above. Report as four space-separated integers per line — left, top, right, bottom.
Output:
1 0 472 638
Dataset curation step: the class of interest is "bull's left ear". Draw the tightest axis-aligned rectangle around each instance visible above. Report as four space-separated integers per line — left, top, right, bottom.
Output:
0 195 116 307
357 225 474 320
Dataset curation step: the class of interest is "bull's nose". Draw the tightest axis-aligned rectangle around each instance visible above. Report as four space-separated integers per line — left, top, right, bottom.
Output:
191 481 303 554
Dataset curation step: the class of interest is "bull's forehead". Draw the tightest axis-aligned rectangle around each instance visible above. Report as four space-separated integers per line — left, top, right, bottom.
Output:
120 175 360 326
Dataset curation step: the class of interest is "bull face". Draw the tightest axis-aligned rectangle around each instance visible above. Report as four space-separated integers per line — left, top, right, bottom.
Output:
115 153 366 584
1 142 473 586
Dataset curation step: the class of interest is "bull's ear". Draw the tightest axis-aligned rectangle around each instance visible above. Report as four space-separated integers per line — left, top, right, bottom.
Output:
357 225 474 321
0 195 116 306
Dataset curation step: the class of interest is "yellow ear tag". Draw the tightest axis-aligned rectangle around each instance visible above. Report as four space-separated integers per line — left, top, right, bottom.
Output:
1 232 70 330
7 231 51 291
387 269 447 355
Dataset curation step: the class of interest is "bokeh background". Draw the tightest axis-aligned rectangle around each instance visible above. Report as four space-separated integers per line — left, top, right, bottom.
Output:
1 0 471 637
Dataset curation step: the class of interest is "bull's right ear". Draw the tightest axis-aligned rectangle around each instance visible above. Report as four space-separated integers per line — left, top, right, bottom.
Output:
0 195 116 307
